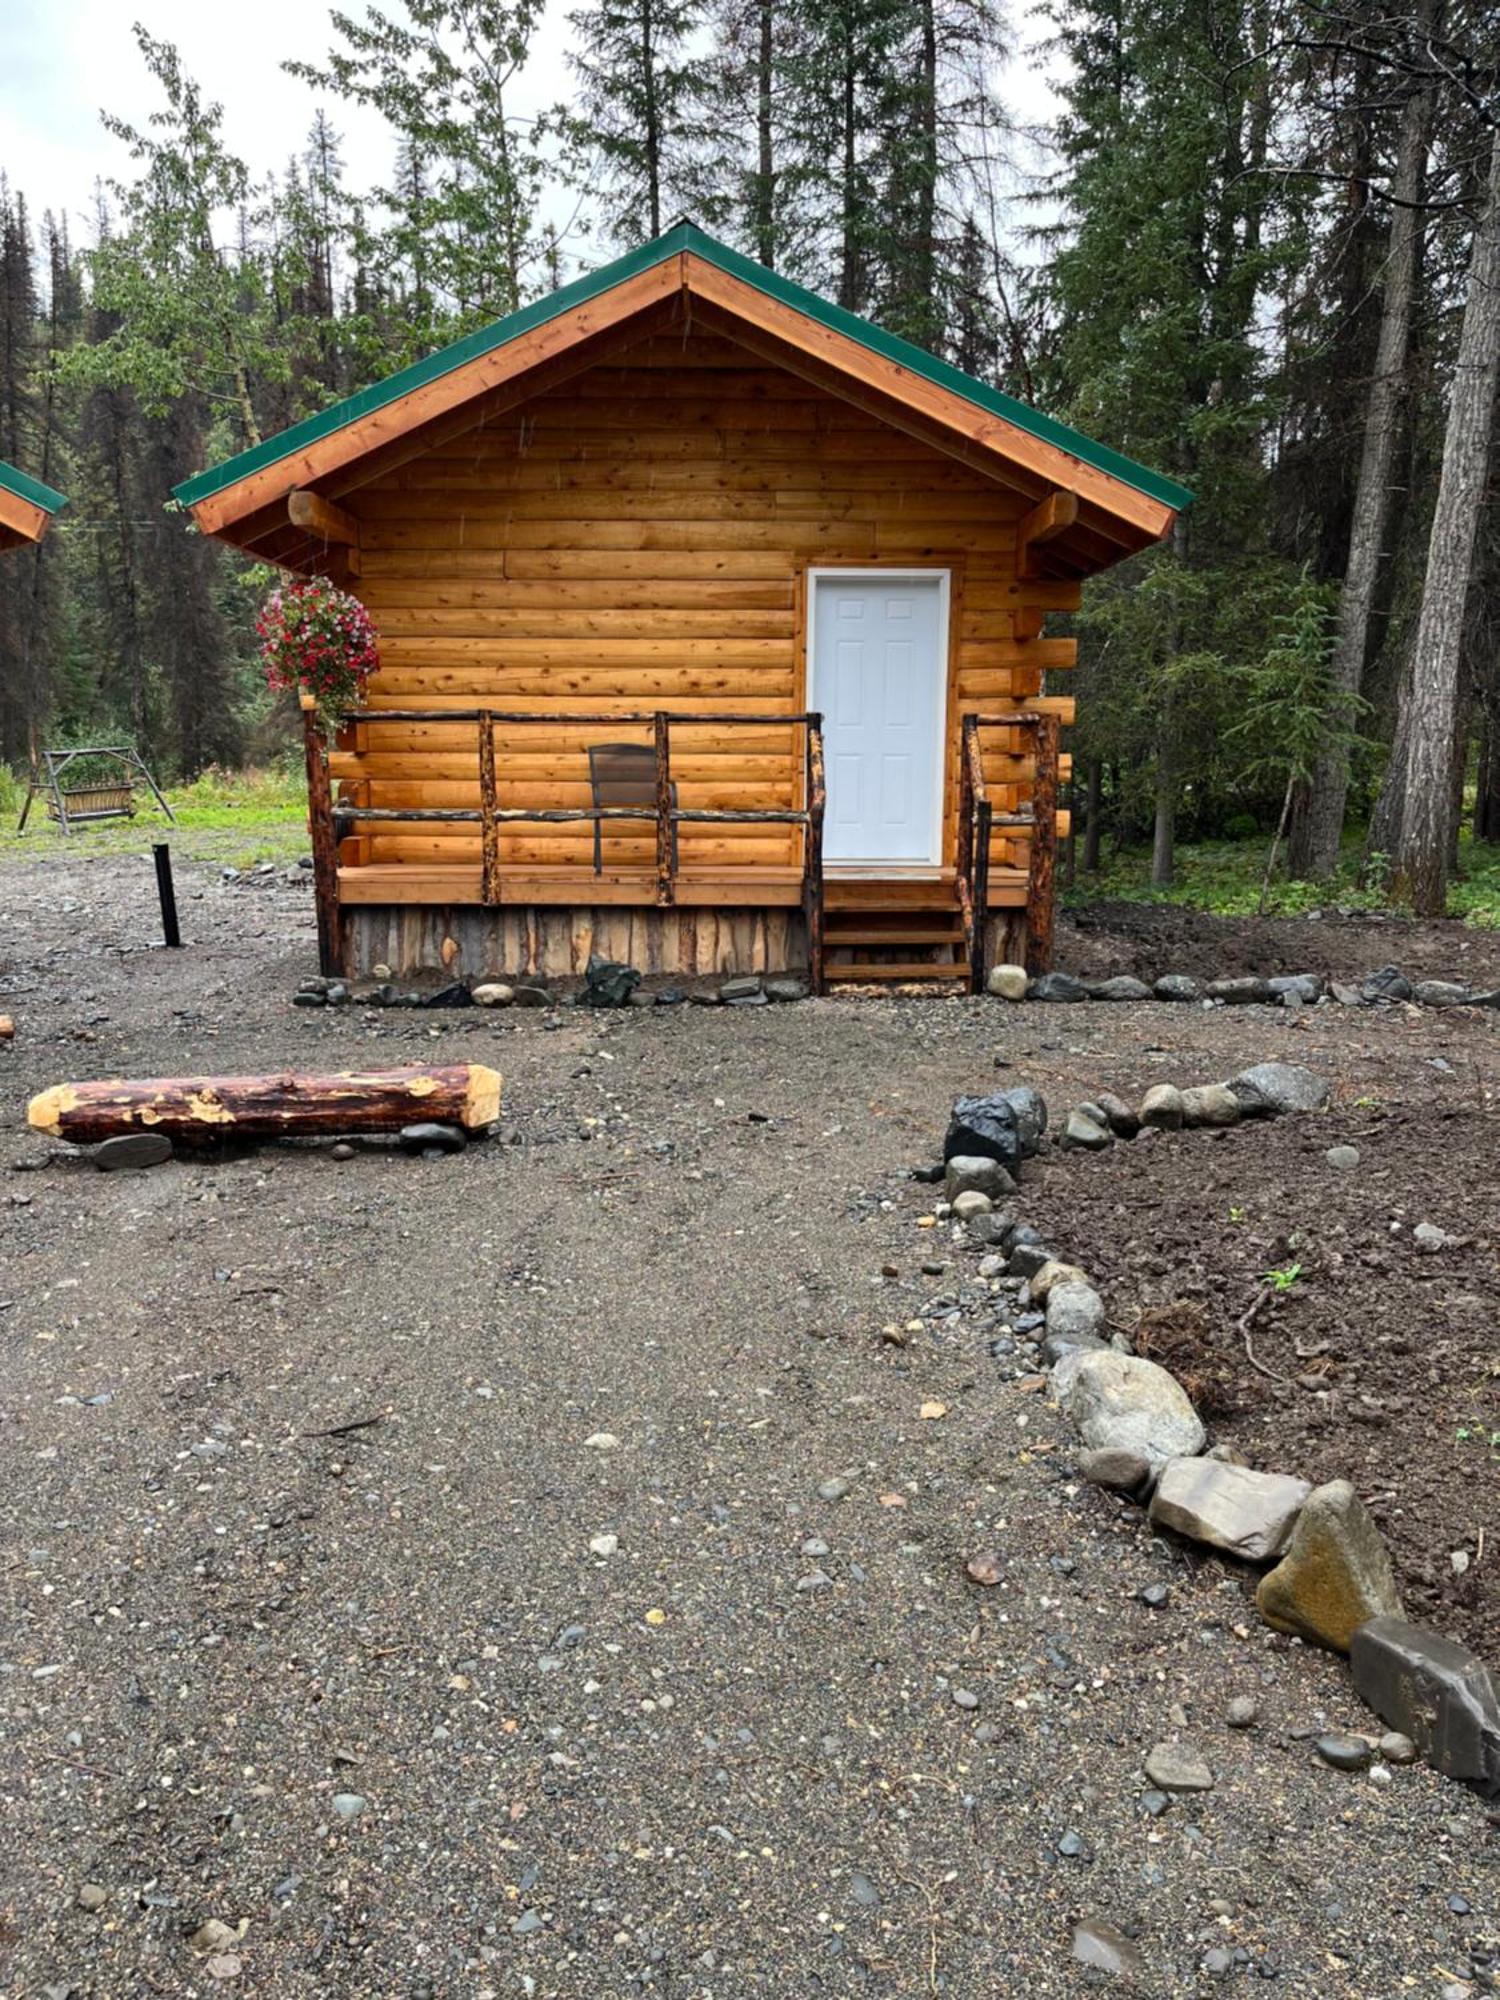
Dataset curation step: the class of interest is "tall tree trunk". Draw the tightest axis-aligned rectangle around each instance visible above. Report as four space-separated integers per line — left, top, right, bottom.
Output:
1392 126 1500 914
753 0 774 267
642 0 661 239
1082 757 1102 871
1291 14 1436 878
838 24 858 311
1151 713 1176 886
1477 711 1500 840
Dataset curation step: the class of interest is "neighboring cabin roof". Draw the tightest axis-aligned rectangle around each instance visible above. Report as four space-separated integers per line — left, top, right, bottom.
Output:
174 221 1191 575
0 458 67 553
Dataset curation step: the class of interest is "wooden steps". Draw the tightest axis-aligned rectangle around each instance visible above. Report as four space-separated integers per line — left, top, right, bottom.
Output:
823 891 970 986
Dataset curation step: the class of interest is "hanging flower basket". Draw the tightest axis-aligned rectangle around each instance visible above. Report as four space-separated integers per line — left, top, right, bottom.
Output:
258 579 379 734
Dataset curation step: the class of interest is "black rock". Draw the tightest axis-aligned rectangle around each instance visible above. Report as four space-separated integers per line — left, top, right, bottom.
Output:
943 1086 1047 1169
1350 1616 1500 1801
655 987 687 1006
1041 1328 1109 1367
94 1132 173 1172
1027 971 1089 1002
512 985 551 1008
398 1122 468 1154
292 990 326 1008
718 975 765 1004
420 982 473 1008
1361 964 1413 1004
1315 1732 1373 1772
1088 975 1153 1001
765 976 809 1002
582 954 642 1008
1007 1241 1053 1281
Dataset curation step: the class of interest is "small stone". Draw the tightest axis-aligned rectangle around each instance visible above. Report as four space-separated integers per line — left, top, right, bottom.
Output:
951 1687 980 1710
191 1920 239 1953
765 976 809 1002
1071 1917 1144 1977
292 990 326 1008
1378 1730 1417 1764
1413 1220 1451 1253
398 1122 467 1154
1062 1108 1113 1150
1153 974 1200 1002
817 1476 851 1502
1137 1582 1171 1608
965 1552 1003 1586
512 1909 544 1936
1093 1091 1140 1138
584 1432 621 1451
1150 1459 1309 1563
331 1793 366 1818
1078 1445 1151 1493
472 983 514 1007
986 963 1029 1000
1030 1258 1089 1303
588 1533 619 1557
944 1155 1015 1202
1140 1788 1171 1817
1045 1281 1107 1346
94 1132 172 1172
1179 1083 1242 1128
1325 1145 1360 1171
512 984 550 1007
951 1189 993 1224
849 1871 881 1909
718 974 765 1005
1203 1946 1234 1978
1056 1829 1090 1858
77 1885 107 1912
796 1569 834 1593
1255 1479 1402 1652
1144 1744 1214 1792
1139 1083 1185 1130
330 1142 355 1161
1315 1732 1372 1772
371 963 392 980
1226 1696 1259 1729
419 981 472 1008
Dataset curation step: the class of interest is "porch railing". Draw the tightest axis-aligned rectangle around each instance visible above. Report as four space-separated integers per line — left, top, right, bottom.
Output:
305 703 827 989
956 710 1060 990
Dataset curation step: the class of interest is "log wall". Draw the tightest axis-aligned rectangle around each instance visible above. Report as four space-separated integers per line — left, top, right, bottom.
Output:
329 326 1074 886
345 903 807 980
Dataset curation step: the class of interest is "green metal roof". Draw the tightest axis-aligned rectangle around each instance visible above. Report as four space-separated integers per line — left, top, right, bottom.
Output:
174 222 1192 516
0 458 67 516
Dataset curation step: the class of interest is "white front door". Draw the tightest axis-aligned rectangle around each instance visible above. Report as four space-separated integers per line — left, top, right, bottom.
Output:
809 571 948 866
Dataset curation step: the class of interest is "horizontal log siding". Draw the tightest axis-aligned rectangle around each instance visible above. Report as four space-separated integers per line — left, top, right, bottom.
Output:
338 329 1075 879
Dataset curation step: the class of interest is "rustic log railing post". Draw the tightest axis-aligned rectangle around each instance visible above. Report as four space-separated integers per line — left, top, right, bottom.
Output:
1027 713 1059 974
654 710 674 906
956 717 977 987
477 710 500 906
804 715 826 993
301 695 344 977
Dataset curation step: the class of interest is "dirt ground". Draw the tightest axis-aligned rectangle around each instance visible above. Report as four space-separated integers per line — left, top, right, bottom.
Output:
0 851 1496 1999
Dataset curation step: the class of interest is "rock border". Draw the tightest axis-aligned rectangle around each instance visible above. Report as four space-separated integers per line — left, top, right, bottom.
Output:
986 961 1500 1012
928 1067 1500 1807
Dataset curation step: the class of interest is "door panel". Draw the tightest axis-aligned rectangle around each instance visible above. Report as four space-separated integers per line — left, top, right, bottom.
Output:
811 575 945 864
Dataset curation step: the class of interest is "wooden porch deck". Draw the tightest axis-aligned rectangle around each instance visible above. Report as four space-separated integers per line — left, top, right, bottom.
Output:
334 861 1032 908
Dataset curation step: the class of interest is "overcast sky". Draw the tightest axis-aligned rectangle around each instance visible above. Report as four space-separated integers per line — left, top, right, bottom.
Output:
1 0 1053 257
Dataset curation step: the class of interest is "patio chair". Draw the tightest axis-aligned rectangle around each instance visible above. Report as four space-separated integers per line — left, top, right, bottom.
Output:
588 742 679 876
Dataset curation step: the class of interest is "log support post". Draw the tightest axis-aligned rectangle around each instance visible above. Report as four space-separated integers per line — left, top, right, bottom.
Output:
1026 714 1059 974
302 697 345 977
478 711 500 906
654 710 674 907
804 716 826 993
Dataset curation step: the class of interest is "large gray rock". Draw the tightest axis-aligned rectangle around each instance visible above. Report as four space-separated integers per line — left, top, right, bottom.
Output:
1043 1326 1110 1369
1153 974 1200 1002
1350 1616 1500 1802
1269 973 1324 1004
1179 1083 1242 1128
986 963 1029 1000
1228 1062 1330 1117
1045 1281 1107 1345
1139 1083 1185 1131
1413 979 1473 1008
1089 975 1153 1002
944 1086 1048 1169
1206 976 1274 1005
1256 1479 1402 1651
1027 970 1089 1002
1361 964 1411 1003
945 1155 1016 1202
1094 1091 1140 1139
1030 1258 1090 1303
1058 1352 1206 1472
1077 1444 1151 1493
1149 1458 1309 1563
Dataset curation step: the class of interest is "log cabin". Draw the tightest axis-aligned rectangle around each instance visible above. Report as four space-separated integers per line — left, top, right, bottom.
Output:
0 458 66 554
175 223 1189 991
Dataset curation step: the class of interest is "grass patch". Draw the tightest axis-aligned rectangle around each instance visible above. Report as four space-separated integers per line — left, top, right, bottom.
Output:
1067 831 1500 928
0 764 308 870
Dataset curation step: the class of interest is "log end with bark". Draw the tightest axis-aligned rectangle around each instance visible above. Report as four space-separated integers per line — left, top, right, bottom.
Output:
27 1064 503 1147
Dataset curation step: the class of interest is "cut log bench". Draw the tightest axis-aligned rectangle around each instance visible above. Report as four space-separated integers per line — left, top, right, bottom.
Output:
27 1064 502 1149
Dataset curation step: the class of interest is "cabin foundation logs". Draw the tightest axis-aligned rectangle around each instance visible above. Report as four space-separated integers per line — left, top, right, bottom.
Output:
27 1064 502 1148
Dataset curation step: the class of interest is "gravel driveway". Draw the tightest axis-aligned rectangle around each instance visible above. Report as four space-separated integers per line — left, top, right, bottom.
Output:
1 853 1494 1997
